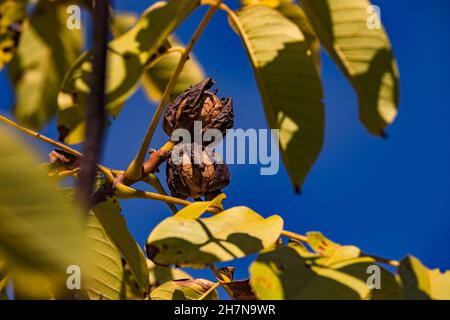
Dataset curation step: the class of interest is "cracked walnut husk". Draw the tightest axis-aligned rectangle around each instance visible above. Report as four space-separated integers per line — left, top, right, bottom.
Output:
166 143 230 199
163 77 233 143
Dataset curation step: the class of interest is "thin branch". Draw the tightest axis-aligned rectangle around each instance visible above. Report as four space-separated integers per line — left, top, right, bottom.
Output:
142 173 178 214
198 282 221 300
78 0 109 210
0 115 82 157
124 0 224 180
0 114 114 183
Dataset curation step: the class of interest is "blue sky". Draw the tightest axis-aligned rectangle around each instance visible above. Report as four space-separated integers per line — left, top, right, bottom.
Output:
1 0 449 288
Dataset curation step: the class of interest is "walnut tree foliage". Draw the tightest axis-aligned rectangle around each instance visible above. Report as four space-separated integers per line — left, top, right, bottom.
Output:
0 0 449 300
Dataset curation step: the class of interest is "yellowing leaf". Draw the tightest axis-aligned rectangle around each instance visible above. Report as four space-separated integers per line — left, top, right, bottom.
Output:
175 193 225 219
306 231 361 265
86 211 123 300
250 245 400 300
146 206 283 268
93 197 149 296
58 0 200 144
9 0 82 129
150 279 218 300
232 5 324 192
0 0 26 69
0 126 85 275
398 256 450 300
301 0 399 135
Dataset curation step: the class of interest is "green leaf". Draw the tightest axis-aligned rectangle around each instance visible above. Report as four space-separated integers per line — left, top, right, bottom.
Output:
0 0 27 69
111 11 138 37
150 279 218 300
240 0 321 72
250 244 400 299
58 0 200 144
276 1 321 73
142 36 205 103
86 210 123 300
8 0 82 129
398 255 450 300
0 126 85 275
232 5 324 192
146 206 283 268
93 197 149 296
301 0 399 135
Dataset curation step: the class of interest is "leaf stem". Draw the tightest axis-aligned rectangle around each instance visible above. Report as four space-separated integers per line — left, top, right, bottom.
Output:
114 183 217 213
0 115 82 157
124 0 224 180
199 281 220 300
142 174 178 214
281 230 308 243
0 114 114 183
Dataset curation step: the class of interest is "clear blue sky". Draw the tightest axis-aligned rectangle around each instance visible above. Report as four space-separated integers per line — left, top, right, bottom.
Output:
1 0 449 285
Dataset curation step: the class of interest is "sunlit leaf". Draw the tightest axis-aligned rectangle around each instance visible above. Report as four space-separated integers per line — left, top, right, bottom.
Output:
146 206 283 268
9 0 82 129
301 0 399 135
86 210 123 300
241 0 321 72
0 0 26 69
150 279 218 300
398 255 450 300
142 36 205 103
232 5 324 192
306 231 361 265
250 243 400 299
175 193 225 219
93 197 149 296
58 0 200 144
0 126 85 275
111 11 138 37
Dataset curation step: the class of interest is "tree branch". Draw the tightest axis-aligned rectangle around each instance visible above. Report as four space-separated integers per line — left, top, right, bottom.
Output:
124 0 224 181
77 0 109 210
